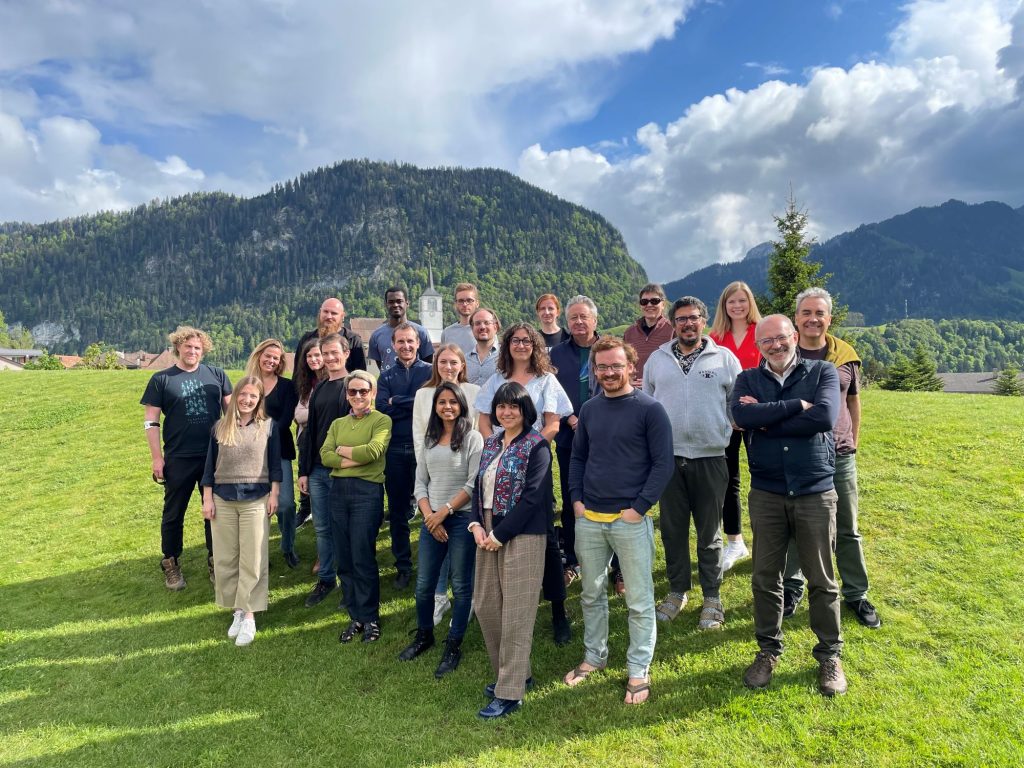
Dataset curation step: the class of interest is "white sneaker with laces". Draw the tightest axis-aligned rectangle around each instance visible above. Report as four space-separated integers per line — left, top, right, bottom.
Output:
227 610 244 639
433 593 451 626
722 540 750 572
235 616 256 646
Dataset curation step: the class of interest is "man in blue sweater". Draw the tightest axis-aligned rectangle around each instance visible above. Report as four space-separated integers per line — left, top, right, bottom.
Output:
377 323 432 588
565 337 674 705
731 314 846 696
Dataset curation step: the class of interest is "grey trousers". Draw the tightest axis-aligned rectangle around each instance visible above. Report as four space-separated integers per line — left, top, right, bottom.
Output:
658 456 727 598
749 487 842 661
474 511 546 701
783 453 871 601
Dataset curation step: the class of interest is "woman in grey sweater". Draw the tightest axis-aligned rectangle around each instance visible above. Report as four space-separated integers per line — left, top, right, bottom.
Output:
399 383 483 678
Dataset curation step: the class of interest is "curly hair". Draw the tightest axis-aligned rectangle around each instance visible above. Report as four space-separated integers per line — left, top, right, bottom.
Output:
168 326 212 356
496 322 555 377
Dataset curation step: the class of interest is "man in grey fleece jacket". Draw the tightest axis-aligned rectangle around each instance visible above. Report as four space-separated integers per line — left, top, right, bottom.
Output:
643 296 741 630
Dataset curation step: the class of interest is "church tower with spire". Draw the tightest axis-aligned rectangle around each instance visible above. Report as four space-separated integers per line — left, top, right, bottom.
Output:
418 264 443 344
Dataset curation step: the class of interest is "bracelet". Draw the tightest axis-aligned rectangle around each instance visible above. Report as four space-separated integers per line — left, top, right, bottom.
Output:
445 502 454 513
143 420 160 430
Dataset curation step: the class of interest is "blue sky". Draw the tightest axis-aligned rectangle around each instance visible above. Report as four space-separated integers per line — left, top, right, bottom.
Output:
1 0 1022 281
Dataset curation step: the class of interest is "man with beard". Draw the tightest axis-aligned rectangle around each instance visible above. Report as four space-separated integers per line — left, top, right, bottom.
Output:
731 314 846 696
368 287 434 373
293 297 366 377
564 337 673 705
643 297 740 631
464 307 501 386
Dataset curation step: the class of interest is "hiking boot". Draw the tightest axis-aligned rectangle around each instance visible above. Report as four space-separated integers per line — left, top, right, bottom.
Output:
434 637 462 678
818 657 848 697
782 588 804 618
846 598 882 629
697 597 725 630
304 579 336 607
161 557 186 591
743 650 779 690
398 628 435 661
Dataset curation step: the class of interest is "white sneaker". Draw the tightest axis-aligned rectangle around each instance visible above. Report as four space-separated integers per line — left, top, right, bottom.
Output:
227 610 244 639
433 593 451 626
722 540 750 572
235 616 256 646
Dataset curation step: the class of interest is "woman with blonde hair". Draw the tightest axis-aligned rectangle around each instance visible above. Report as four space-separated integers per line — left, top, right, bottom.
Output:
202 375 282 646
245 339 299 568
708 281 762 571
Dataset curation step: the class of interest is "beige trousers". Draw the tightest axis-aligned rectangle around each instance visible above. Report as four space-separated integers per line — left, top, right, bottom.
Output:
211 496 270 613
473 510 546 700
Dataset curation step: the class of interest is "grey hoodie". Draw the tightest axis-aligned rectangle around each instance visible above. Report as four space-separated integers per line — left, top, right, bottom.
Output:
642 336 741 458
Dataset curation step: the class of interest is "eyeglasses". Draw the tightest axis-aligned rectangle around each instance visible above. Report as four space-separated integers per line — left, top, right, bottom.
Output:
595 363 627 373
639 298 662 306
455 297 478 304
673 314 703 324
509 337 534 347
567 314 592 324
756 335 793 348
347 388 371 396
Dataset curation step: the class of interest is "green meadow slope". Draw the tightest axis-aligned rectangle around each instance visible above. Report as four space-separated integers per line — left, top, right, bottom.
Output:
1 371 1022 767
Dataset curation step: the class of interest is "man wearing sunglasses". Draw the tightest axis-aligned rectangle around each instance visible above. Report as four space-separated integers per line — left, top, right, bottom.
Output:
623 283 674 389
731 314 845 697
643 297 740 632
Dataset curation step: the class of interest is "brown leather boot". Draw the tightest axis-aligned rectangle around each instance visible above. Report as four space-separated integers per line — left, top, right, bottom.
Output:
161 557 186 591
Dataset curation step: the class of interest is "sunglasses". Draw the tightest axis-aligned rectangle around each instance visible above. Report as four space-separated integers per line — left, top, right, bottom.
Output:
347 388 371 396
639 298 662 306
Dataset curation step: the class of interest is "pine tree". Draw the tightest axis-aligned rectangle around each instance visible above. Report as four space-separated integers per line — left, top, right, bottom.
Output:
762 191 825 316
992 365 1023 396
908 346 943 391
879 354 915 391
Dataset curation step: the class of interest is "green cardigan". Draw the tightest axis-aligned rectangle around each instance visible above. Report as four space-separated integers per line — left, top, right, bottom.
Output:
320 410 392 483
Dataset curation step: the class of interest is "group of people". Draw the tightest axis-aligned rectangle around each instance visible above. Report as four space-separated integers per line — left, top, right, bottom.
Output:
141 279 881 717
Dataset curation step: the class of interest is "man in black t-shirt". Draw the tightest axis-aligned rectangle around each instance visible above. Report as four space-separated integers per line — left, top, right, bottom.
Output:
293 297 366 380
141 326 231 591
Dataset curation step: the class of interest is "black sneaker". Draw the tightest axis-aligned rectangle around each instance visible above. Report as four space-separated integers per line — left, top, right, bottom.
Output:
304 579 336 608
394 570 412 590
398 628 435 661
845 598 882 628
782 588 804 619
434 637 462 678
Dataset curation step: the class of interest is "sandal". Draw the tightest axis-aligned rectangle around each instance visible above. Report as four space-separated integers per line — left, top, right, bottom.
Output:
339 620 363 644
362 621 381 643
698 598 725 631
655 592 688 622
564 662 604 687
625 678 651 705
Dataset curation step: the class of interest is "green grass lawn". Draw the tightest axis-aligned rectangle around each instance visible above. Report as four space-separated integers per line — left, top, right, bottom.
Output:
1 371 1022 767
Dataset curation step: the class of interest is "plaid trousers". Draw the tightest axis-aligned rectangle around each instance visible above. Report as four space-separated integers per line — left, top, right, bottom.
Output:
473 510 546 700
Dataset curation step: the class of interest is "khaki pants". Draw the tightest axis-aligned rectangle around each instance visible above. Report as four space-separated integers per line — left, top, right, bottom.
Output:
211 496 270 613
473 511 546 701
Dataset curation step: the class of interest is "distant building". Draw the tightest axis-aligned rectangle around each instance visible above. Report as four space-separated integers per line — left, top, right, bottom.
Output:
57 355 82 369
0 348 43 370
938 371 1024 394
419 266 444 344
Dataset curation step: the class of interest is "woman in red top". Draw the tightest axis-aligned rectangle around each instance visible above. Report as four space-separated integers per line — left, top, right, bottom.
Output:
708 281 762 572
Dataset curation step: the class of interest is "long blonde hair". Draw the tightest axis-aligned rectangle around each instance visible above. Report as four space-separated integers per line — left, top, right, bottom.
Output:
214 375 268 446
245 338 287 379
710 281 763 338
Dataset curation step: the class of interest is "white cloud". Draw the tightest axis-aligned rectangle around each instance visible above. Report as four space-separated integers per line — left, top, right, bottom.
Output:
744 61 790 77
0 0 694 222
520 0 1024 280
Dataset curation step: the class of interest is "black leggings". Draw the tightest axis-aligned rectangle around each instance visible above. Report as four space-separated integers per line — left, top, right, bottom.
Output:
723 429 749 537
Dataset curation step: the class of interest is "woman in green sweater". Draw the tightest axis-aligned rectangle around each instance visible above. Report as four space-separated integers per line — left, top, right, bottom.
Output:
320 370 392 644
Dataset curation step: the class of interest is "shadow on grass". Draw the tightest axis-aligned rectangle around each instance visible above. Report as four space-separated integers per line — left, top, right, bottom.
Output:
1 530 813 768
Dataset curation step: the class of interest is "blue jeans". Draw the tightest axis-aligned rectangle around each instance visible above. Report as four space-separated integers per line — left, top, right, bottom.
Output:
414 515 476 640
330 477 385 623
276 459 297 555
307 465 336 582
576 515 657 679
384 443 416 574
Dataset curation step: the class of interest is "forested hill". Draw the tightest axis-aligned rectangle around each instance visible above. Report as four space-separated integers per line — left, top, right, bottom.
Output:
0 161 646 358
663 200 1024 324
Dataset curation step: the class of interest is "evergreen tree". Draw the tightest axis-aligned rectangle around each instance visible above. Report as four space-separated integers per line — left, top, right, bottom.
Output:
879 354 915 391
763 192 824 316
992 365 1023 396
908 346 943 391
